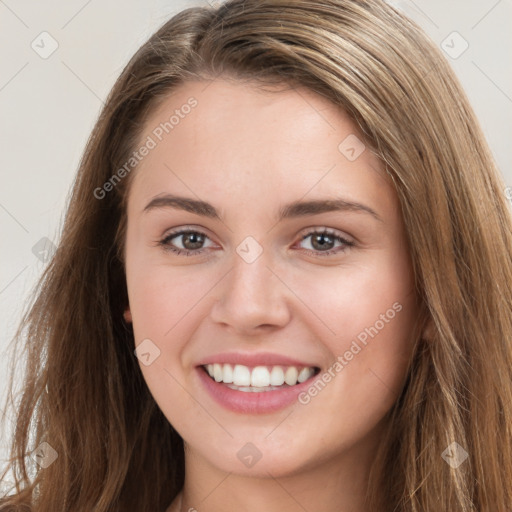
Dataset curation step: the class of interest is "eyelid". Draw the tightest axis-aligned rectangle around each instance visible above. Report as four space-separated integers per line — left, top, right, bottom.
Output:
299 226 354 243
157 224 355 258
295 227 355 256
159 225 217 245
159 225 353 242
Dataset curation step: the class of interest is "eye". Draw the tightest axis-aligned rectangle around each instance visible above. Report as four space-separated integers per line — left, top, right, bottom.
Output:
296 228 354 257
158 228 215 256
157 227 355 257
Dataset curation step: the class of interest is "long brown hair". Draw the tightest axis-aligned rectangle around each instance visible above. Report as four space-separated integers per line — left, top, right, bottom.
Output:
1 0 511 510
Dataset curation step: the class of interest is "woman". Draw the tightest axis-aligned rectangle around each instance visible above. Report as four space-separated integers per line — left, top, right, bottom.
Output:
1 0 511 510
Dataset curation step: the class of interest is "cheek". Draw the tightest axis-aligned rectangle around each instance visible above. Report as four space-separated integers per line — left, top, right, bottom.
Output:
126 259 211 340
289 250 414 347
296 250 416 408
126 264 209 424
324 299 416 441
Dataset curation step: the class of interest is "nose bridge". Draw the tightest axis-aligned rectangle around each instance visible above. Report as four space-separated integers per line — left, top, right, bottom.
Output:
210 239 290 330
228 242 276 305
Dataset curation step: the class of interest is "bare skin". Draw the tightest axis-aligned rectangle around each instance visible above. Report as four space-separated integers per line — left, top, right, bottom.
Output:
122 78 424 512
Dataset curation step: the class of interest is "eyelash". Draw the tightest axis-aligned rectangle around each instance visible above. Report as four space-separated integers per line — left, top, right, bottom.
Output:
157 227 355 258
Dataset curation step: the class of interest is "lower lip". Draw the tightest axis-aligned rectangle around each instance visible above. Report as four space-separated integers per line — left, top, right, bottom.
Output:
196 366 318 414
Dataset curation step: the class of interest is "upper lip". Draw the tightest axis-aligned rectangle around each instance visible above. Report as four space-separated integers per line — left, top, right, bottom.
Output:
196 352 320 368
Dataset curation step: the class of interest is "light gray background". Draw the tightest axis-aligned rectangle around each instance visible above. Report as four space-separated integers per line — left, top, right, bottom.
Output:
1 0 511 470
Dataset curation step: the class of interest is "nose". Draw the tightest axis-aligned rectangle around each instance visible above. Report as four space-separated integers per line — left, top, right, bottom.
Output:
209 248 291 335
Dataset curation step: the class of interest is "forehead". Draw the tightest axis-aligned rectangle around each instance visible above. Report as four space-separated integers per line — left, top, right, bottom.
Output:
127 78 396 218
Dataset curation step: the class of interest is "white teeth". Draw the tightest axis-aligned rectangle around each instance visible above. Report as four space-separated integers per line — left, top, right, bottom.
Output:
222 363 233 383
269 366 285 386
213 363 223 382
204 363 316 388
298 367 315 383
251 366 270 387
232 364 251 386
284 366 298 386
225 384 283 392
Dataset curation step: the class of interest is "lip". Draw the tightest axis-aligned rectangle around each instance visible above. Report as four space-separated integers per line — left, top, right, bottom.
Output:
195 365 320 414
196 351 320 369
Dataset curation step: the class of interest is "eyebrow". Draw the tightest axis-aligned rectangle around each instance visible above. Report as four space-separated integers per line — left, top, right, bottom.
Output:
143 194 383 223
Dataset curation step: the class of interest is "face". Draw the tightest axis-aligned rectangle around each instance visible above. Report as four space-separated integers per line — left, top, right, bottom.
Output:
123 78 420 478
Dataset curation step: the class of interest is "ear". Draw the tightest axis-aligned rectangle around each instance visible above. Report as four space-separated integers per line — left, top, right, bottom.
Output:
123 305 132 323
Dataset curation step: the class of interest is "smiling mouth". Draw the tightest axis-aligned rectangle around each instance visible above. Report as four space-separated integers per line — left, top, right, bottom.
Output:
202 363 321 392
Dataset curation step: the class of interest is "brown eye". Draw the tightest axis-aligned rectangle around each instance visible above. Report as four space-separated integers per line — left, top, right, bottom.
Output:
159 229 213 256
172 232 205 250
